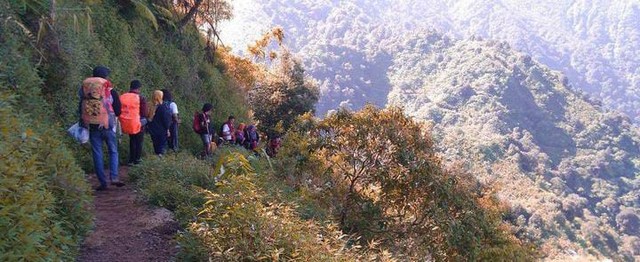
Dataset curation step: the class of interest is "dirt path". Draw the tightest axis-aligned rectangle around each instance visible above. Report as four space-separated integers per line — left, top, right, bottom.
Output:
78 167 179 262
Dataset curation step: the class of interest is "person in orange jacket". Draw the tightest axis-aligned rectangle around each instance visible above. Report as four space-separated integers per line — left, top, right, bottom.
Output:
120 80 147 166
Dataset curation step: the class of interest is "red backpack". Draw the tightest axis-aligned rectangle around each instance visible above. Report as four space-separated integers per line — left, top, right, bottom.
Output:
192 112 204 133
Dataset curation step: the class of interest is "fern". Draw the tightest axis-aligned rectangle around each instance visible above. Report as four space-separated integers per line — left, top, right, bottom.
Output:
131 0 158 31
7 0 48 16
152 3 175 20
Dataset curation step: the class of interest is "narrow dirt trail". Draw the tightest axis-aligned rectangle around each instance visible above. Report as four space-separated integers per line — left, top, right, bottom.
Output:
78 167 179 262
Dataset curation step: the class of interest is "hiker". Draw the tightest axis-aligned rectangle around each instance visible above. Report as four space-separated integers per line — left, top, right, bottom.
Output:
244 124 260 151
235 123 246 146
78 66 124 190
266 135 282 157
221 115 235 143
147 90 172 156
161 89 179 152
119 80 148 166
193 103 213 156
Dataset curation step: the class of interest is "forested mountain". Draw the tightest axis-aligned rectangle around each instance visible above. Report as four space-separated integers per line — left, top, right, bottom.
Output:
221 0 640 122
219 0 640 260
1 0 533 260
387 31 640 260
3 0 638 260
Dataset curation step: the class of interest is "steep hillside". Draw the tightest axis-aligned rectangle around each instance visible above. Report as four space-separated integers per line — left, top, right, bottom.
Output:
220 0 640 122
1 0 249 258
387 32 640 260
218 2 640 258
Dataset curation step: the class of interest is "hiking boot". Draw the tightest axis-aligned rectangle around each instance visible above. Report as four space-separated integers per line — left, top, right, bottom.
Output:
111 180 125 187
95 185 108 191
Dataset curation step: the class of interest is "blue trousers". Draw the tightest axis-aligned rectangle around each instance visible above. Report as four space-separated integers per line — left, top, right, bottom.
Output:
90 128 119 187
168 122 178 152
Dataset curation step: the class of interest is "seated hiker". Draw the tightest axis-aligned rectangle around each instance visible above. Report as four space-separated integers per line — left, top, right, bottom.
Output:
244 124 260 151
235 123 246 146
220 115 235 143
193 103 213 156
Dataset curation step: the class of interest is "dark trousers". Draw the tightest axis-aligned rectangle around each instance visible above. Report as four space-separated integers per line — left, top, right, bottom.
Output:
150 133 167 155
128 132 144 164
168 122 178 152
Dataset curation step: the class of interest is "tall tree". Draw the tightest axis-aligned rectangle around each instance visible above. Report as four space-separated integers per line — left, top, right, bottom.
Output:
279 105 535 260
176 0 232 57
247 28 318 136
249 50 319 136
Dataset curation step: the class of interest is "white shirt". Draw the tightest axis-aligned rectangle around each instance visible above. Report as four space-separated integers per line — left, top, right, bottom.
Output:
222 123 232 141
169 102 178 115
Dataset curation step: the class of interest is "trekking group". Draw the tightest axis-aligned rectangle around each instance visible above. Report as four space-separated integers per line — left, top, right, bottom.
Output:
192 107 263 156
77 66 279 191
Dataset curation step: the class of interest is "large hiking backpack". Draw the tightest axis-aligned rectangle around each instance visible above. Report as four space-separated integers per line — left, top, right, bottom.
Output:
192 112 202 133
192 112 205 134
119 93 141 134
81 77 111 127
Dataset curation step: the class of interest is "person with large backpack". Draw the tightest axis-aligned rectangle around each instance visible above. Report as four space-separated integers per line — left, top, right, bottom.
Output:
193 103 213 156
244 124 260 151
147 90 172 155
220 115 235 143
161 89 179 152
78 66 124 190
119 80 147 166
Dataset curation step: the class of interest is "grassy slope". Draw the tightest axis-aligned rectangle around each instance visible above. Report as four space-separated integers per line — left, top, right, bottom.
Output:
1 0 249 259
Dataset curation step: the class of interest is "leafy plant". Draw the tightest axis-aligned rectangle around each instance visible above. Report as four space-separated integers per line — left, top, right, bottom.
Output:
0 7 93 259
179 152 365 261
276 105 536 260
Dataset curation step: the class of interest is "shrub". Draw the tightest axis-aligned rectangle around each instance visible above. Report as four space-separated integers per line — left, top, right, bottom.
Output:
179 153 363 261
0 93 93 261
275 105 536 260
1 7 93 259
128 153 215 223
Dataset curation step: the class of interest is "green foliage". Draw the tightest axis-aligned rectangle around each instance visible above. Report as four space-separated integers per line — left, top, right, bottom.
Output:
129 153 214 223
130 0 159 31
275 105 536 260
129 150 373 260
35 0 249 157
0 92 93 261
1 6 93 259
249 48 319 136
7 0 48 17
183 153 357 261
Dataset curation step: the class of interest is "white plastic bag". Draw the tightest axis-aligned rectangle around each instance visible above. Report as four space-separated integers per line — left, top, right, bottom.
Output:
67 122 89 144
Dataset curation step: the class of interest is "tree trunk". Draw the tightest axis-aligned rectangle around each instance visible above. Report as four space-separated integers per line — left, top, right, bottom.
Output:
178 0 203 29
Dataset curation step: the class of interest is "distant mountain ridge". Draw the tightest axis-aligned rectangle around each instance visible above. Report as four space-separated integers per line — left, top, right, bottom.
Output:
220 0 640 260
387 31 640 259
221 0 640 122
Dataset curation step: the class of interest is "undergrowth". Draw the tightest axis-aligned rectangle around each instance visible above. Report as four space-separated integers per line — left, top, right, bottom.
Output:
129 149 375 261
